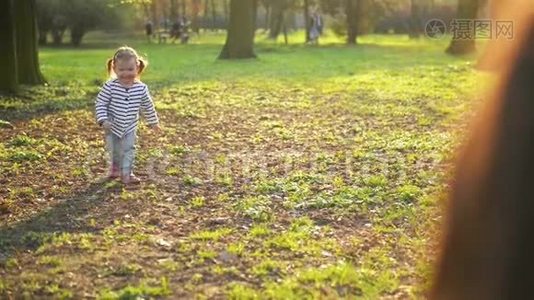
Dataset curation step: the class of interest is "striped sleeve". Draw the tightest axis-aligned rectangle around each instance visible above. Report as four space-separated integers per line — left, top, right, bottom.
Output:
95 82 112 124
140 85 159 125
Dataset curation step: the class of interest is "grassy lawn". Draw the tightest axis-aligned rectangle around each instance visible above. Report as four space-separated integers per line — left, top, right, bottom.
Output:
0 31 485 298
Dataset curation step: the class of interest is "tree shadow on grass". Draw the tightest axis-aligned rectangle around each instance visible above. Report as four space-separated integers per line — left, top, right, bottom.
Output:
0 82 100 123
0 179 128 262
0 98 94 124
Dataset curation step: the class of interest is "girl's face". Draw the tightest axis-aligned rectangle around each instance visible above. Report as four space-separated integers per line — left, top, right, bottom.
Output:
113 57 138 86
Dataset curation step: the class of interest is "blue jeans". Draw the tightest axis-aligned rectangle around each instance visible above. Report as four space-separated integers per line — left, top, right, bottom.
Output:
105 130 137 177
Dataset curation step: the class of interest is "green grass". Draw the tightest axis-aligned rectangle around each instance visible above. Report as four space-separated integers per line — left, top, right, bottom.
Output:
0 30 487 298
40 30 475 84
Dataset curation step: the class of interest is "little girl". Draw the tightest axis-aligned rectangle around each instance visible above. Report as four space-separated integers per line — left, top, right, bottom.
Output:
95 46 160 184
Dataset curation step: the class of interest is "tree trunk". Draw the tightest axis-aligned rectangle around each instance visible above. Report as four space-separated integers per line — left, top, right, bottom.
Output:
181 0 186 17
170 0 178 20
192 0 200 33
70 24 85 46
223 0 229 24
35 2 51 46
408 0 422 38
268 0 284 39
204 0 209 30
218 0 256 59
264 3 270 31
142 3 150 20
51 28 64 45
446 0 479 55
211 0 217 30
346 0 359 44
303 0 310 43
252 0 257 35
51 15 67 45
151 0 158 30
38 28 47 45
282 14 288 45
15 0 46 85
0 0 18 93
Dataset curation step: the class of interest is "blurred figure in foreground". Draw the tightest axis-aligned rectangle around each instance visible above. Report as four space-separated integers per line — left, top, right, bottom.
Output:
432 1 534 299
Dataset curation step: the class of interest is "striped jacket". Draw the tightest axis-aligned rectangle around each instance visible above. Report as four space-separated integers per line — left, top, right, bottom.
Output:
95 79 159 137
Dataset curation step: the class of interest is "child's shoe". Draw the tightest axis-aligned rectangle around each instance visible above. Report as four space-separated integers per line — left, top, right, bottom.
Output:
108 165 120 179
121 174 141 185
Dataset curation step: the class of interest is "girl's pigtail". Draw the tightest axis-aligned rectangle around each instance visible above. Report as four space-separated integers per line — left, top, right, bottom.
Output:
106 58 114 77
137 58 148 76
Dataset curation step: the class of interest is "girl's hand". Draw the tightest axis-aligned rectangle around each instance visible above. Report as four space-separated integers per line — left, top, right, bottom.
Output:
102 120 112 130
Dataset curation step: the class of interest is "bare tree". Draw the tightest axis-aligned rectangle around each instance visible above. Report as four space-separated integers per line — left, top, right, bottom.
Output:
259 0 270 31
170 0 178 20
204 0 209 29
268 0 285 39
15 0 45 84
223 0 229 24
408 0 423 38
1 0 45 93
446 0 479 55
304 0 310 43
191 0 201 33
0 0 18 92
211 0 217 30
346 0 360 44
219 0 257 59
